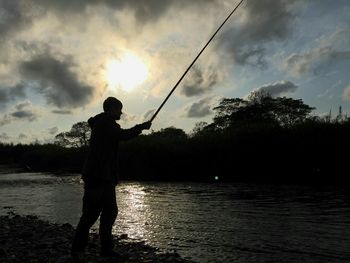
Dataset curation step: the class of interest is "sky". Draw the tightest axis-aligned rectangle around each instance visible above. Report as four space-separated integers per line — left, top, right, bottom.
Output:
0 0 350 144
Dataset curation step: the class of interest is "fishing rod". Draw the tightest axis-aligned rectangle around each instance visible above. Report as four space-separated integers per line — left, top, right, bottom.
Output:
149 0 244 122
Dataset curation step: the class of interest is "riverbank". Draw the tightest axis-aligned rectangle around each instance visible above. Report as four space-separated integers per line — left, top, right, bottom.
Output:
0 212 194 263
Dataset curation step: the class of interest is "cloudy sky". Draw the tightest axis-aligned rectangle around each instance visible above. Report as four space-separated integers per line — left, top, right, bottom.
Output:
0 0 349 143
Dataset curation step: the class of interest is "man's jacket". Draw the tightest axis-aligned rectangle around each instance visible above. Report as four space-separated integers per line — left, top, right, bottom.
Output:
82 112 143 184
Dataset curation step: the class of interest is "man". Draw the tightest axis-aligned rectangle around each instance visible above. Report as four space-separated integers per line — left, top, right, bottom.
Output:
71 97 152 262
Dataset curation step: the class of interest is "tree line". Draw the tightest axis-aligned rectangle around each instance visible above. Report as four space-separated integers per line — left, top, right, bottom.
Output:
1 92 349 183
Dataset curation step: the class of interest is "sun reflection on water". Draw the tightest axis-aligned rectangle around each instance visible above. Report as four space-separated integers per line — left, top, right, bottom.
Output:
115 184 151 240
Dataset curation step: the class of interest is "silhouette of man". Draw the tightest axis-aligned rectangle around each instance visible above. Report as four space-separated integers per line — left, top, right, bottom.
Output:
71 97 151 262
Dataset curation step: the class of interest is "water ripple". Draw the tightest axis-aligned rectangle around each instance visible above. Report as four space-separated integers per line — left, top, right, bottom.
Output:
1 174 350 262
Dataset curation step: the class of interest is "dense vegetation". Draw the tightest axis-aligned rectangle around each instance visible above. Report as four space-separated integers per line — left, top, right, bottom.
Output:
1 93 349 184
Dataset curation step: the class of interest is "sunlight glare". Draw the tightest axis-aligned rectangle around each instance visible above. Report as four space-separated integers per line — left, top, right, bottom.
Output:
106 53 148 92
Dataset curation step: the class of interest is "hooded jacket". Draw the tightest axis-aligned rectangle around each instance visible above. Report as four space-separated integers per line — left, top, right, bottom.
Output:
82 112 143 184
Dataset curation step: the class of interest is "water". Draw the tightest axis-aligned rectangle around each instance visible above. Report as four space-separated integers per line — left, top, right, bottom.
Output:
0 171 350 262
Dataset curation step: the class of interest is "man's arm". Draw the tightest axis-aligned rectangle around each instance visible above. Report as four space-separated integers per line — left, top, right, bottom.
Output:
119 121 152 141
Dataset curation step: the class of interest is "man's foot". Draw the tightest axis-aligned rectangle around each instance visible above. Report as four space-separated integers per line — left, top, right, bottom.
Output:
71 250 86 263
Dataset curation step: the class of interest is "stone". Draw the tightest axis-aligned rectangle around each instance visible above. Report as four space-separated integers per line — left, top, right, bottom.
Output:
0 213 195 263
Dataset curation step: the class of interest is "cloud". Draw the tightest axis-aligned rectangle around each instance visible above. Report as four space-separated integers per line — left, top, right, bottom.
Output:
120 111 138 123
185 97 216 118
48 126 59 135
14 100 31 110
51 109 72 115
343 85 350 101
0 0 221 55
0 115 11 126
19 53 94 108
0 132 10 142
284 47 350 77
143 109 156 121
284 28 350 77
250 80 298 97
0 83 26 106
0 89 8 104
10 100 37 121
181 64 225 97
0 0 34 39
0 0 226 105
18 133 27 139
0 100 39 126
32 0 219 24
287 39 350 76
219 0 298 67
11 110 36 120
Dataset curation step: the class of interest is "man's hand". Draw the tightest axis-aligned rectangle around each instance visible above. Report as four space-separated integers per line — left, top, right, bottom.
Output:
139 121 152 130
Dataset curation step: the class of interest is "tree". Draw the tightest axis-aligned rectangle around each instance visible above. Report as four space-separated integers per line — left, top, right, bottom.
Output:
268 97 315 127
212 97 275 129
190 121 219 137
212 94 315 129
191 122 208 137
54 132 70 147
55 121 91 147
212 98 248 129
150 127 188 140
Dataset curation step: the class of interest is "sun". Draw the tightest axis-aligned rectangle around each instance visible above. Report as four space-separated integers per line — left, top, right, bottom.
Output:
106 53 148 92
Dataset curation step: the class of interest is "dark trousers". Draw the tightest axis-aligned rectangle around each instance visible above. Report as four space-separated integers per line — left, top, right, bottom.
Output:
72 181 118 252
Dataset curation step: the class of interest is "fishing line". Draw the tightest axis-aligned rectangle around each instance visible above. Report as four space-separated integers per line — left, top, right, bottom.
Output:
149 0 245 122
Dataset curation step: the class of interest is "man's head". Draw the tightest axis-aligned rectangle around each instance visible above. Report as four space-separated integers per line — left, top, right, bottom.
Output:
103 97 123 120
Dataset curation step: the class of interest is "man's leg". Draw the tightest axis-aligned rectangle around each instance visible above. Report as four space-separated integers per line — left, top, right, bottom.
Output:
99 183 118 253
72 183 104 252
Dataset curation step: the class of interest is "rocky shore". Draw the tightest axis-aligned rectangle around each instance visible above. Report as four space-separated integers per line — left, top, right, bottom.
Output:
0 212 194 263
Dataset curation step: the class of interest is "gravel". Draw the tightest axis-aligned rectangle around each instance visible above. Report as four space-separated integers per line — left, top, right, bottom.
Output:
0 212 194 263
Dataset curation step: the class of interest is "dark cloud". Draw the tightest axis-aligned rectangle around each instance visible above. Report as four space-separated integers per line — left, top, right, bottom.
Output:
186 97 213 118
181 65 222 97
51 109 72 115
10 100 37 121
219 0 298 67
9 83 26 98
0 100 38 126
0 1 29 39
32 0 219 24
0 83 26 106
0 0 45 48
19 54 94 108
0 89 7 103
285 47 350 77
0 0 220 47
283 27 350 77
251 80 298 97
11 110 36 120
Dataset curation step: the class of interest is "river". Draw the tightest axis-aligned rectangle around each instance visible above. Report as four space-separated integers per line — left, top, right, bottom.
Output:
0 171 349 262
